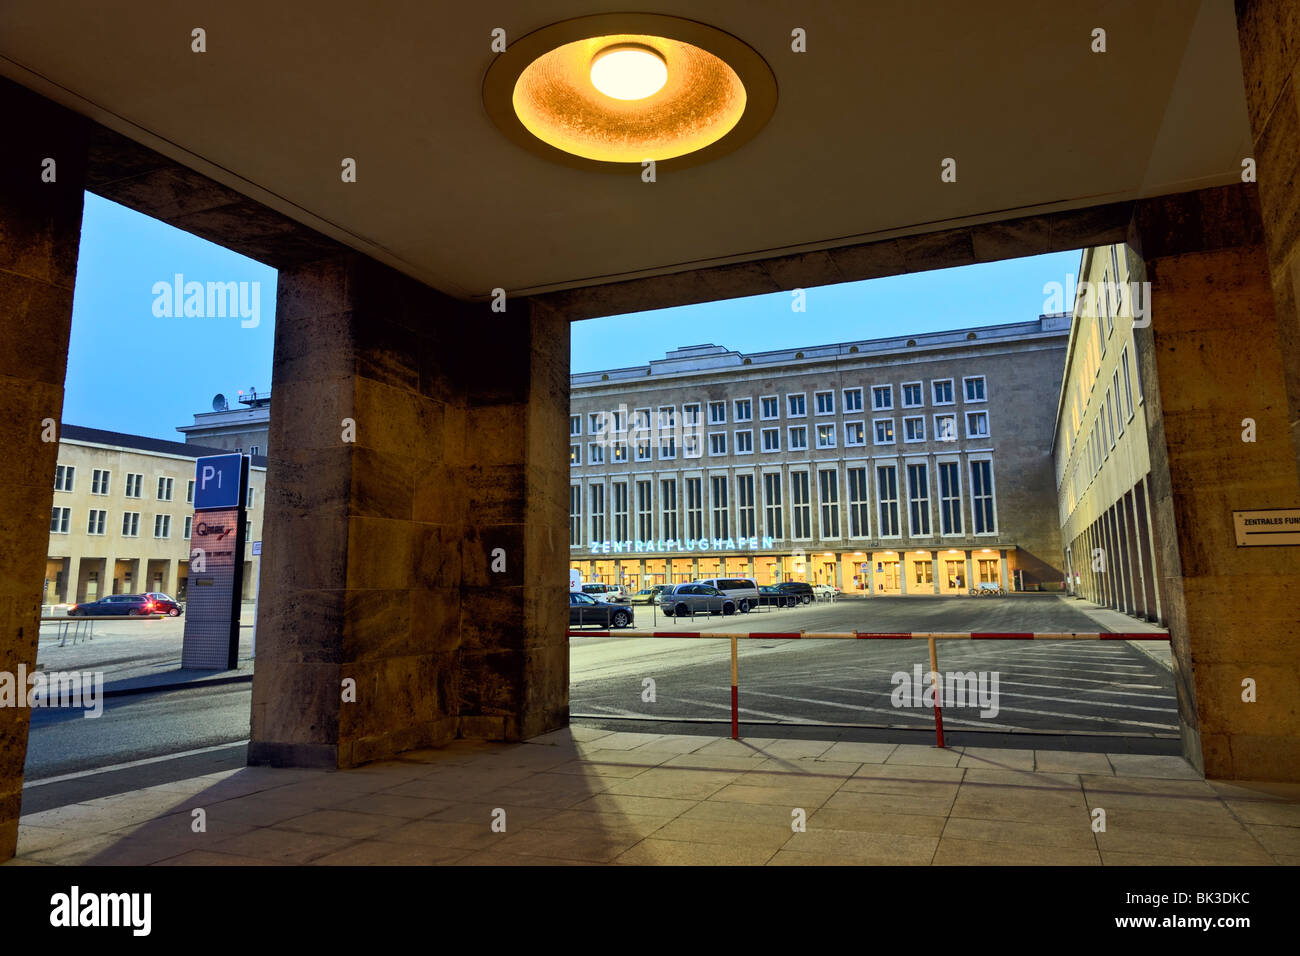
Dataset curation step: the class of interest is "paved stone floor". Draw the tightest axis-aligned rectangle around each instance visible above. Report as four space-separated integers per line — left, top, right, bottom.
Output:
8 727 1299 865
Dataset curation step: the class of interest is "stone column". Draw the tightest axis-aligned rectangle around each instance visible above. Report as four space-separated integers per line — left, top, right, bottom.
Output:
249 254 569 768
0 80 88 862
930 551 940 594
998 550 1008 590
964 552 973 595
1132 184 1300 779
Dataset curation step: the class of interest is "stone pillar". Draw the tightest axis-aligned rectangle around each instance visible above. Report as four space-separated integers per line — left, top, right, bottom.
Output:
930 551 940 594
998 550 1008 590
249 254 569 769
964 553 973 595
1131 184 1300 780
0 80 88 862
865 555 875 595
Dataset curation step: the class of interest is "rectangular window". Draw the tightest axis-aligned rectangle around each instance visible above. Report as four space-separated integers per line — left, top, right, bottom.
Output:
658 405 677 430
54 464 74 492
816 423 836 449
965 411 990 438
709 401 726 425
184 515 193 539
876 465 899 537
963 376 987 402
907 463 931 536
844 421 865 446
570 415 581 437
791 471 811 539
186 479 195 503
938 461 962 535
611 442 628 462
734 398 752 422
934 414 957 442
760 396 779 420
589 411 606 433
125 473 143 498
589 443 605 465
970 460 996 533
847 467 869 537
710 476 729 538
122 511 140 537
590 484 605 541
709 432 727 456
154 514 171 538
873 419 895 445
246 487 256 509
157 476 173 500
788 426 808 451
902 382 923 408
819 469 839 537
932 379 954 405
763 473 783 538
737 474 756 538
903 416 925 442
1105 390 1117 450
735 429 753 454
683 432 702 458
659 432 676 459
814 390 835 415
570 444 581 465
635 438 652 461
569 486 582 546
633 407 651 432
611 410 626 433
50 507 70 534
843 388 863 413
761 427 780 452
613 482 629 540
1121 347 1135 420
250 445 260 456
683 403 701 425
660 479 678 539
872 385 893 410
787 393 806 417
685 478 704 539
91 469 111 495
87 509 106 535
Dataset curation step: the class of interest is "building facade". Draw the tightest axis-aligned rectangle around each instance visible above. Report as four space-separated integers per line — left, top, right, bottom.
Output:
1052 244 1163 623
569 317 1070 595
46 426 266 606
177 387 272 454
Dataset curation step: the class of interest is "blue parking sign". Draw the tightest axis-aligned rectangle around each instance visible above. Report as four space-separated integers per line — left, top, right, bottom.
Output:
194 454 244 509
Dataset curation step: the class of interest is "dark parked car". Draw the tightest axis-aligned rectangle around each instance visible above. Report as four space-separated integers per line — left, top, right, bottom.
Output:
569 592 634 628
758 585 797 608
775 581 815 605
658 583 736 617
69 594 162 616
144 592 183 616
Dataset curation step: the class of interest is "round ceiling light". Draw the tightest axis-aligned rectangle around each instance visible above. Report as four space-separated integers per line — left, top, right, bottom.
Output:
483 14 777 171
589 43 668 100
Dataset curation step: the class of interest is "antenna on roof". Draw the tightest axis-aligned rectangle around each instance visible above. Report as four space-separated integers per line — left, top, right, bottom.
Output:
212 393 229 412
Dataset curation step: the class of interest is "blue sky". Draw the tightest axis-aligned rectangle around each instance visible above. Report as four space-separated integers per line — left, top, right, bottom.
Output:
64 194 277 441
66 194 1080 438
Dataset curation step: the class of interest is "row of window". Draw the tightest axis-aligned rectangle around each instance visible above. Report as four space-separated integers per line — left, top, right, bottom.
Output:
572 411 990 465
568 459 997 546
571 376 989 437
51 508 253 541
1061 342 1141 501
53 466 256 507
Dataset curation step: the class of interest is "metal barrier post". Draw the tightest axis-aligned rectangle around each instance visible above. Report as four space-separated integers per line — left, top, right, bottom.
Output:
730 635 739 740
928 635 945 748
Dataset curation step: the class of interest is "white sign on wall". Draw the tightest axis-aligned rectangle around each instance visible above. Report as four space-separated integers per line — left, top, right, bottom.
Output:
1233 509 1300 546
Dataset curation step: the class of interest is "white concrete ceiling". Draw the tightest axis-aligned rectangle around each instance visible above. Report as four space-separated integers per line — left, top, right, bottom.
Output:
1 1 1252 301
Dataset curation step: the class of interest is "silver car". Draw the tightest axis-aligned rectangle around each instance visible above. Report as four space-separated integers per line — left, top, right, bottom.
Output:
658 583 736 617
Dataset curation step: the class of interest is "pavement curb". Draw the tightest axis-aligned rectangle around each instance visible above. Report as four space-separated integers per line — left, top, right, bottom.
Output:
101 673 254 699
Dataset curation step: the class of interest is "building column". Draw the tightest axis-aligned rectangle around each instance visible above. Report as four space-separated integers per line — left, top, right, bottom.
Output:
998 550 1008 590
964 552 973 596
249 254 569 769
64 557 80 605
0 79 88 862
899 558 908 595
1132 183 1300 779
865 556 875 596
930 551 940 594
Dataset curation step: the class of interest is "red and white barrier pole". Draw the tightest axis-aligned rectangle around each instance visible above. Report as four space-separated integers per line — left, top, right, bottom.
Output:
928 635 945 749
730 635 739 740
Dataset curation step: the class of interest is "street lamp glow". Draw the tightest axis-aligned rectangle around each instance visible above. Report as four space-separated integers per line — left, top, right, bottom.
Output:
590 44 668 100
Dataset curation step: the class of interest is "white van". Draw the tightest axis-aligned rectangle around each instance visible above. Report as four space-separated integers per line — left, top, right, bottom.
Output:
694 577 761 613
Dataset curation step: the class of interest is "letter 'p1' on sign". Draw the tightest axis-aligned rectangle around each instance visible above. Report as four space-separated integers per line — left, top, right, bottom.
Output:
194 454 243 510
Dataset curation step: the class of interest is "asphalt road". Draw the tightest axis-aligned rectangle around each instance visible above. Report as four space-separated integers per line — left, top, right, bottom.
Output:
21 595 1175 783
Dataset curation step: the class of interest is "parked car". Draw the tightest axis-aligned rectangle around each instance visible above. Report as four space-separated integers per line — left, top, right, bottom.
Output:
144 592 183 616
812 583 840 600
774 581 815 605
627 586 668 605
69 594 161 616
581 583 627 603
695 577 761 613
569 592 634 628
758 585 797 608
658 583 736 617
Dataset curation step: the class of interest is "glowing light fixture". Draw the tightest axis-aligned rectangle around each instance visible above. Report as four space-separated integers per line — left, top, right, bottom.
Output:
589 43 667 100
483 14 776 170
